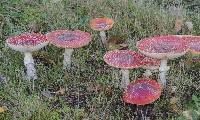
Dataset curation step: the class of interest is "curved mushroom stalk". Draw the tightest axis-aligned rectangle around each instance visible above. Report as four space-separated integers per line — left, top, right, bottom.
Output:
63 48 74 69
24 52 37 80
120 69 129 89
100 31 107 48
159 59 168 86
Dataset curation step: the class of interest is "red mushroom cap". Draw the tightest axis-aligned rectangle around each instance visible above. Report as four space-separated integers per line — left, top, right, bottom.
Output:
123 79 161 105
6 33 48 52
46 30 91 48
103 50 144 69
137 35 189 59
180 35 200 55
90 17 114 31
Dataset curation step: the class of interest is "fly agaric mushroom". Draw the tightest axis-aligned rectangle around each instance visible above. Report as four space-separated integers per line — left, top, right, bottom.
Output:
123 79 161 105
178 35 200 62
6 33 48 80
46 30 91 69
90 17 114 49
103 50 144 88
182 35 200 54
141 56 161 78
137 35 189 86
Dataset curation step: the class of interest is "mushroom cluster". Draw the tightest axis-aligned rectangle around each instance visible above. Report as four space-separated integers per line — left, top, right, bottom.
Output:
103 34 194 106
5 16 200 114
137 35 189 86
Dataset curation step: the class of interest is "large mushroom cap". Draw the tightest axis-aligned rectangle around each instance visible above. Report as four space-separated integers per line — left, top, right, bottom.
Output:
137 35 189 59
6 33 48 52
46 30 91 48
103 50 144 69
123 79 161 105
180 35 200 55
90 17 114 31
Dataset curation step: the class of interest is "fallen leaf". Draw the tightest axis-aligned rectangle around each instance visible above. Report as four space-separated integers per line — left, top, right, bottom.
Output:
0 106 6 113
170 97 179 104
55 88 65 95
108 35 128 50
171 104 182 114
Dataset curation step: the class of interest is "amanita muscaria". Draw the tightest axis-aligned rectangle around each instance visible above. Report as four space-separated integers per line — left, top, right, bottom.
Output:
90 17 114 49
103 50 144 88
179 35 200 61
46 30 91 69
123 79 162 105
6 33 48 80
137 35 189 86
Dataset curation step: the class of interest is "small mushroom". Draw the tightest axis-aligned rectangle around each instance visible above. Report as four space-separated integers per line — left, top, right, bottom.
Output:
6 33 48 80
123 79 162 105
137 35 189 86
46 30 91 69
103 50 144 89
90 17 114 49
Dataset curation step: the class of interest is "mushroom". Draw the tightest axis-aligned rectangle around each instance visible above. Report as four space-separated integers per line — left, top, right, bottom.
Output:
175 35 200 62
46 30 91 69
123 79 162 105
123 79 161 119
182 35 200 55
6 33 48 80
90 17 114 49
141 56 161 78
137 35 189 86
103 50 144 88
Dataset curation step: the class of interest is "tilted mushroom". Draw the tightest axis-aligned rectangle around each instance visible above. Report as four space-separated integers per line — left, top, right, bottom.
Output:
137 35 189 86
103 50 144 88
90 17 114 49
123 79 162 105
6 33 48 80
46 30 91 69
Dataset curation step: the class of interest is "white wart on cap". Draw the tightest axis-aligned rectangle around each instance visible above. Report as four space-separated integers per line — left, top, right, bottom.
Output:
6 33 48 52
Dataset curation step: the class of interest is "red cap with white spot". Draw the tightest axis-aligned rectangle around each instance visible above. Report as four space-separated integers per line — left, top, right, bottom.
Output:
90 18 114 31
6 33 48 52
123 79 161 105
179 35 200 54
46 30 91 48
137 35 189 59
103 50 144 69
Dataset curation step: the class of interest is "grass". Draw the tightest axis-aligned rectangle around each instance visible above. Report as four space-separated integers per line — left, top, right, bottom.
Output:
0 0 200 119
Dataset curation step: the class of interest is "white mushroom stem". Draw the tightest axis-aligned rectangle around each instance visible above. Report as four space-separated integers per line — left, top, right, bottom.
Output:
100 31 107 48
143 69 152 78
159 59 168 86
63 48 74 69
24 52 37 80
120 69 129 89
